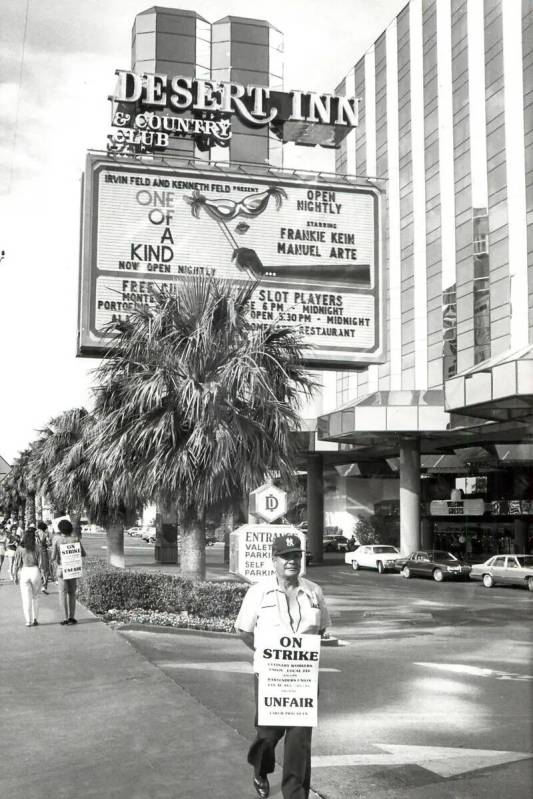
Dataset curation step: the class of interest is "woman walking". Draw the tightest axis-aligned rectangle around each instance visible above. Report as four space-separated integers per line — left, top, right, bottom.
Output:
13 529 42 627
36 521 51 593
6 526 19 582
0 524 8 579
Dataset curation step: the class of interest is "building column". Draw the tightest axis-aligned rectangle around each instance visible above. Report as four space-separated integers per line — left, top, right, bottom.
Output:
307 454 324 564
400 438 421 555
513 518 528 553
421 517 434 550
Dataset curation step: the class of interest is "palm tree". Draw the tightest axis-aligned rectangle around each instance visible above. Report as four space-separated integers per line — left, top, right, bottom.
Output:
31 408 139 568
0 468 24 522
90 275 314 580
36 408 90 530
27 432 62 520
5 450 35 526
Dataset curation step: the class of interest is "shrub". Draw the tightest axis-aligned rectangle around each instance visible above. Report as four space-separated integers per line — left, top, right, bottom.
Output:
78 562 248 619
355 515 400 546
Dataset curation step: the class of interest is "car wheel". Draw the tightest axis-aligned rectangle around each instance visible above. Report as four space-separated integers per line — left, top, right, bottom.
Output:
433 568 444 582
377 561 384 574
351 560 359 571
482 573 494 588
401 566 411 578
527 577 533 592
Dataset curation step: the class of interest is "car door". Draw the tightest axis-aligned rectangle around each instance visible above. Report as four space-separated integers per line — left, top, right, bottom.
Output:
404 552 418 574
414 552 430 576
504 556 521 585
490 556 507 585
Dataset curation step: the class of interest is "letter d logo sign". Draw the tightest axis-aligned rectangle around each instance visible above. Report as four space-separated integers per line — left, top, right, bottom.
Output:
265 494 279 511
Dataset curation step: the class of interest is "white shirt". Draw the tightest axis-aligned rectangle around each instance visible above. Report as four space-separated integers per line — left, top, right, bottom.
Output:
235 575 331 672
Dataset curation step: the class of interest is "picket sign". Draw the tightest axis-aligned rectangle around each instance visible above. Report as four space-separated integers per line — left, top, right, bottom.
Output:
59 542 83 579
257 632 321 727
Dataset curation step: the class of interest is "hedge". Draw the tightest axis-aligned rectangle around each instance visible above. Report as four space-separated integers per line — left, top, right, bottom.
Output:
77 558 248 620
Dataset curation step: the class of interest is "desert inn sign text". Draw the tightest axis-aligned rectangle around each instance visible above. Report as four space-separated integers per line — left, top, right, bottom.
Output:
108 70 360 152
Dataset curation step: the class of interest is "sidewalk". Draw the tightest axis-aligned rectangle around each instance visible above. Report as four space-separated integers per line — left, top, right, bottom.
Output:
0 575 320 799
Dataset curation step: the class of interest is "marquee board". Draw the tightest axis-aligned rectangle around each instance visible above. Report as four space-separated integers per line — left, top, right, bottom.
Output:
78 153 384 369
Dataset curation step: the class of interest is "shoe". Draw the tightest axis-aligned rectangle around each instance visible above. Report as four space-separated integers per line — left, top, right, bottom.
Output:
60 620 69 625
41 588 48 594
253 776 270 798
25 622 32 627
33 620 39 626
67 618 78 625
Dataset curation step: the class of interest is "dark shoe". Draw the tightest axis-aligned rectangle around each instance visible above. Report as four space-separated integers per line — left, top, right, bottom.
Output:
67 618 78 624
253 776 270 798
60 619 69 625
41 588 48 594
33 620 39 626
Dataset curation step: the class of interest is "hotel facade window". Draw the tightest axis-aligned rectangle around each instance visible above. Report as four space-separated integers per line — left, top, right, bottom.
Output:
333 0 530 396
336 372 351 407
472 208 491 365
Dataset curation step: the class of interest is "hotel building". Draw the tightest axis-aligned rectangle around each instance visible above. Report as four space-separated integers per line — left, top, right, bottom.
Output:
317 0 532 558
120 2 532 560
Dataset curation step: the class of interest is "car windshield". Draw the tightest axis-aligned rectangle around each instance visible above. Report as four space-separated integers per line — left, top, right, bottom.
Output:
516 556 533 567
430 551 457 561
374 546 398 553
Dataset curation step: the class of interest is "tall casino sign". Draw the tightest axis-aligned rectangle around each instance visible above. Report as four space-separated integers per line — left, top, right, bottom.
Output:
78 71 384 370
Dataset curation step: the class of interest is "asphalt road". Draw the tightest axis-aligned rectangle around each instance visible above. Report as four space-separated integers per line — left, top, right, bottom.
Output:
86 536 533 798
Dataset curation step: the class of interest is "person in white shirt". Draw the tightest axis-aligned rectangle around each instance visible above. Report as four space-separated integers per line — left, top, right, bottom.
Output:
13 528 42 626
235 534 330 799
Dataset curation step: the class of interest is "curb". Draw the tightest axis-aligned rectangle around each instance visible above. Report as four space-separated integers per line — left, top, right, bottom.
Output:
115 622 238 639
114 621 340 645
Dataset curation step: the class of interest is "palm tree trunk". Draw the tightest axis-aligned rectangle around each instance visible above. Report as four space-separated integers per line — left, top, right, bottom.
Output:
106 521 125 568
180 508 206 580
70 508 83 538
25 492 36 527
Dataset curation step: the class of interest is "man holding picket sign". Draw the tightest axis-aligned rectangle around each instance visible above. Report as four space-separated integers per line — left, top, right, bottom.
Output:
235 533 331 799
50 519 86 626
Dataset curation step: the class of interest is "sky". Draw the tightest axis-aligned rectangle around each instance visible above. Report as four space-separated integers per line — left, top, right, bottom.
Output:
0 0 406 464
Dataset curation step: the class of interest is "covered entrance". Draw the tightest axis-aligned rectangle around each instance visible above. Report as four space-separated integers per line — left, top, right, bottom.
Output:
315 382 533 557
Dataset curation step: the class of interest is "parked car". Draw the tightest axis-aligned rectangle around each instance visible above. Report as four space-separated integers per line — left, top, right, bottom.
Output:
206 536 217 546
126 526 143 537
470 554 533 591
323 534 349 552
141 526 156 543
81 524 106 535
345 544 403 573
396 550 471 582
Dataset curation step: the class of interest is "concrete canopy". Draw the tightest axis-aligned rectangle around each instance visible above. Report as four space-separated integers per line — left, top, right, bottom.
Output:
316 389 533 470
445 344 533 422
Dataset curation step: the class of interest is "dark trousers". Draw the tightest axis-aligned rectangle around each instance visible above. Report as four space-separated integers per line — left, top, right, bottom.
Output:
248 676 312 799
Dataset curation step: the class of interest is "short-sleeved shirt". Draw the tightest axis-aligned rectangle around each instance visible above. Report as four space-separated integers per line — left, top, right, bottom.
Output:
235 575 331 672
14 547 40 569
